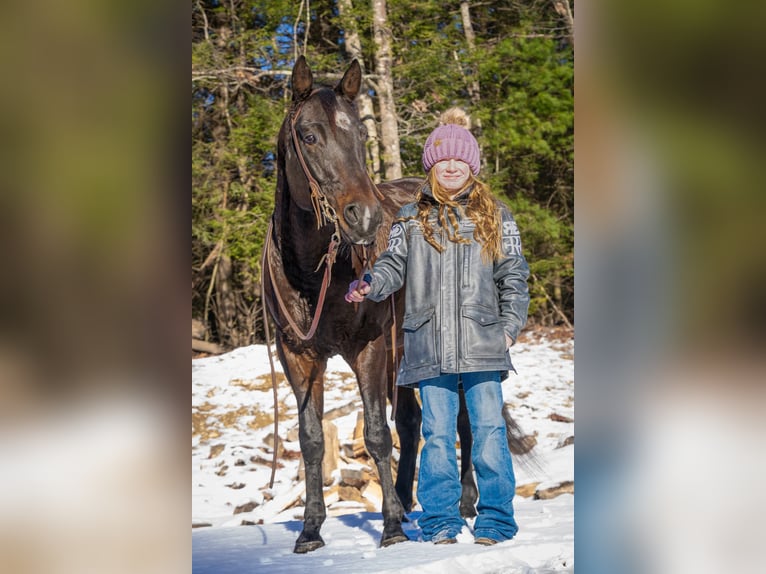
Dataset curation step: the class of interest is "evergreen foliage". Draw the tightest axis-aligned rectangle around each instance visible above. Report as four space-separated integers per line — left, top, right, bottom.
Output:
192 0 574 347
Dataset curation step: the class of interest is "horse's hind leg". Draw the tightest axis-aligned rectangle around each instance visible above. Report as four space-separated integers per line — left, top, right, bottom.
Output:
278 344 328 554
393 385 420 513
458 386 478 518
350 338 408 547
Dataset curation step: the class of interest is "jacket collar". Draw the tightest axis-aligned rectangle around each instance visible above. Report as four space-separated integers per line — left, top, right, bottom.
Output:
421 183 473 205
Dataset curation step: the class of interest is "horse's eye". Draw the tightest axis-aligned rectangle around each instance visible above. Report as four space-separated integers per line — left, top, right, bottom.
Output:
303 134 317 145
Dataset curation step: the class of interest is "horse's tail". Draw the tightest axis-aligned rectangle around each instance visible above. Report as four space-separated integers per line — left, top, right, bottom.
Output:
503 406 546 478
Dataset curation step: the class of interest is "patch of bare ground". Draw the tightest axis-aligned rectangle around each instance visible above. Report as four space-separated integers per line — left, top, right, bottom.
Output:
517 325 573 345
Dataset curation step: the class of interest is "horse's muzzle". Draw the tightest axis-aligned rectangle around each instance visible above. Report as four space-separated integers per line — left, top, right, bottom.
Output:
342 202 383 244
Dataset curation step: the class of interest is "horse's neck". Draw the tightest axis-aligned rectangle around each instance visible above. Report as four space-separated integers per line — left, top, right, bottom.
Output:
277 193 338 280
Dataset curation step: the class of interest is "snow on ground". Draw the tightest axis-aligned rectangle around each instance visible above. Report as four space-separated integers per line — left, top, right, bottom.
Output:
192 330 574 573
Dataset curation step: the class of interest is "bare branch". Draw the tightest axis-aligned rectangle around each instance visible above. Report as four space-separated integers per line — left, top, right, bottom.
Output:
192 66 380 83
195 0 210 42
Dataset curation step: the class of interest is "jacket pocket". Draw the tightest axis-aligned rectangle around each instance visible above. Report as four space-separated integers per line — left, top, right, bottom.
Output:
402 307 437 367
460 304 506 359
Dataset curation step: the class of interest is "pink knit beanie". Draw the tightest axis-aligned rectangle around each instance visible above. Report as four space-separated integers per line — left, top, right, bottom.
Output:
421 108 480 175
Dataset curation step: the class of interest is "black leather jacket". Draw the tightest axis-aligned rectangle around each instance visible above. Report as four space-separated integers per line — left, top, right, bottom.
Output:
366 189 530 387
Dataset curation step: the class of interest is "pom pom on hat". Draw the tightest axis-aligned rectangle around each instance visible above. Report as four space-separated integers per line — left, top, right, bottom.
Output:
422 107 480 175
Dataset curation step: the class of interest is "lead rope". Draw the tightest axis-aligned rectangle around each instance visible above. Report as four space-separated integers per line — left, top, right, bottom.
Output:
261 288 279 488
260 229 280 488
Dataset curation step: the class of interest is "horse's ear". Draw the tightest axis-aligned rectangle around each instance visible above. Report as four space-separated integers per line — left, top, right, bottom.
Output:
292 55 313 102
336 59 361 102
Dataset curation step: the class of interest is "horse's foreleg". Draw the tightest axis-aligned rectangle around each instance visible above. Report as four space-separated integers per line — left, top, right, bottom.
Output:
280 346 328 554
458 387 478 518
393 386 420 514
351 338 408 547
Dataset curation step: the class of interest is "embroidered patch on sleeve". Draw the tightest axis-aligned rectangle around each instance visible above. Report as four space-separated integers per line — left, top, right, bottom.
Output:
387 224 404 251
502 220 523 255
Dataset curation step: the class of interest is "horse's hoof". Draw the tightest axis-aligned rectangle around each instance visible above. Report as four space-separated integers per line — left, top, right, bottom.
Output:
293 535 325 554
380 532 409 547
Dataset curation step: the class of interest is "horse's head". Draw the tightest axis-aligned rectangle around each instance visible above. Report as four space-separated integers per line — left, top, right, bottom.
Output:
278 56 384 246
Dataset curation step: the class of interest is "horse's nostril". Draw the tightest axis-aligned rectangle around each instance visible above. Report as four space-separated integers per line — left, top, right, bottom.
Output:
344 203 361 225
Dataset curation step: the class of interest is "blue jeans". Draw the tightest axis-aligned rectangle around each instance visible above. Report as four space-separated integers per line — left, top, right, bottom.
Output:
417 371 518 542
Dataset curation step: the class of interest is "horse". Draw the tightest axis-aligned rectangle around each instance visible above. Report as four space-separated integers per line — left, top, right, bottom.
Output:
262 56 533 553
262 56 420 553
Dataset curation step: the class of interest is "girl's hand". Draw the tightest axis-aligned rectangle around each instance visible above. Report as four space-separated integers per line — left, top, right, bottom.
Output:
345 279 371 303
505 334 514 349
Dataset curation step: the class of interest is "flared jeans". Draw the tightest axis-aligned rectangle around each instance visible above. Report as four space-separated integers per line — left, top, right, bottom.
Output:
417 371 519 542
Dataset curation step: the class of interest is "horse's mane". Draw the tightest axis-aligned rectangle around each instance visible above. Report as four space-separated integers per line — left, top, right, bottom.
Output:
369 179 423 263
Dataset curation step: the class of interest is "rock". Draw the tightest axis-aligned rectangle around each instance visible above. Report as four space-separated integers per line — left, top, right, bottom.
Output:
192 319 207 339
338 485 365 503
281 448 302 460
262 433 284 456
208 444 225 459
324 402 358 421
341 442 367 458
192 521 212 529
322 420 339 486
233 501 258 514
340 467 371 488
557 435 574 448
548 413 574 423
323 484 340 504
353 411 365 441
297 420 339 486
390 428 400 450
362 480 382 506
342 412 368 458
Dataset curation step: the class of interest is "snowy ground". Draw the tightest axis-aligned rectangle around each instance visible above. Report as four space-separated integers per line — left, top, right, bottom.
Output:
192 330 574 573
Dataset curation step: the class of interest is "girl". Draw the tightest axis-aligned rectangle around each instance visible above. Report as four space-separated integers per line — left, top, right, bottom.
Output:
345 108 530 545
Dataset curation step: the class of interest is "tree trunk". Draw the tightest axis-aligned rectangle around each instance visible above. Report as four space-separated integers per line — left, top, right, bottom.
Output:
551 0 574 47
459 2 481 109
459 2 484 169
214 254 240 346
338 0 382 182
372 0 402 180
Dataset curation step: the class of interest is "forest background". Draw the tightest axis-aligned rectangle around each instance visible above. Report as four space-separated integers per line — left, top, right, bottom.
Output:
192 0 574 350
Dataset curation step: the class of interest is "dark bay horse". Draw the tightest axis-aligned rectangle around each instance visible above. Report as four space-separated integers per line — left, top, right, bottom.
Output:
262 56 533 553
262 56 421 553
